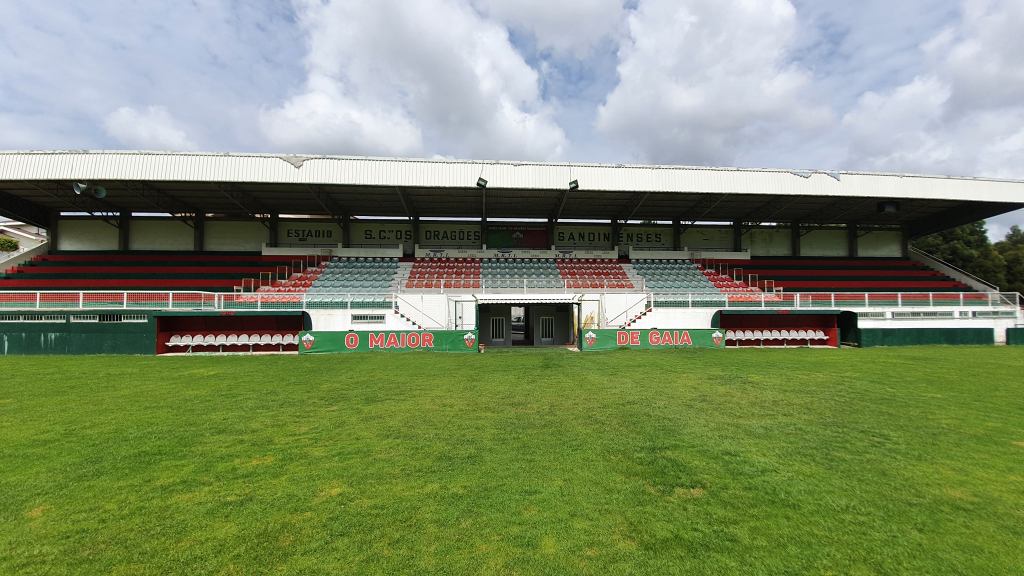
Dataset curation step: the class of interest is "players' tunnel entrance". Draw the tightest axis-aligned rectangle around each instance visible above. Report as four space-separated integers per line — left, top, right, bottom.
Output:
477 302 576 348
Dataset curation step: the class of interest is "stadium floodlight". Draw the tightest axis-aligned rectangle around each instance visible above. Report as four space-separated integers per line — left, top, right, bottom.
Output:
477 177 488 188
569 179 579 190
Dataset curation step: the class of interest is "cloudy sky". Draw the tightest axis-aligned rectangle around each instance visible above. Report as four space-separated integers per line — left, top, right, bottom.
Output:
2 0 1023 237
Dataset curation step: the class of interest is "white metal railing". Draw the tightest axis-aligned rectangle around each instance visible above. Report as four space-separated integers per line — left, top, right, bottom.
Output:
0 290 1018 312
399 278 646 294
0 291 395 311
650 291 1021 310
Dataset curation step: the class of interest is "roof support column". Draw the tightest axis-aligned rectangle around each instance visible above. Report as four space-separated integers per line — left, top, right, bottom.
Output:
47 211 60 251
412 216 420 255
673 219 681 252
547 218 555 250
341 218 349 249
118 213 130 251
269 214 279 248
732 222 743 253
481 189 487 249
611 219 620 256
791 222 801 257
193 213 205 252
847 223 858 258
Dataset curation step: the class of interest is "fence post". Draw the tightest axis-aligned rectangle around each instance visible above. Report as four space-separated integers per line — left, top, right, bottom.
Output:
898 293 902 307
79 292 83 309
864 293 868 308
123 293 127 309
35 292 39 310
929 292 934 307
831 293 835 308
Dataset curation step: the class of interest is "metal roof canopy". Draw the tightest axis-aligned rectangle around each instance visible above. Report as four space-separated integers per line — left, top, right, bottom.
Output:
1 150 1022 238
475 294 582 305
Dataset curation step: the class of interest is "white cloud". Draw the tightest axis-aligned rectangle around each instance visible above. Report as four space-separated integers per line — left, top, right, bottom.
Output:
842 0 1024 179
260 0 567 161
595 0 831 166
470 0 627 58
103 106 197 151
0 1 303 152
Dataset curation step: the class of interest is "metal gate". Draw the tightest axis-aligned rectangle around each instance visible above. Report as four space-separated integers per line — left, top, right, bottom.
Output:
490 316 506 345
540 316 554 345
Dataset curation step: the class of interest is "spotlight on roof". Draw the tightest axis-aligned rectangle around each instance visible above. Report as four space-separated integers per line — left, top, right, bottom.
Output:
569 179 579 190
476 177 488 188
73 181 107 199
877 200 900 213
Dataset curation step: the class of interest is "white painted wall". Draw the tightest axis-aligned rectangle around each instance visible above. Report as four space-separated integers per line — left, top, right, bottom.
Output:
632 307 719 330
554 225 613 248
618 226 672 249
57 219 118 250
350 222 414 246
278 220 344 245
130 219 193 251
307 308 407 332
858 231 903 257
205 221 268 251
420 223 482 246
743 228 792 256
680 227 732 251
801 229 848 257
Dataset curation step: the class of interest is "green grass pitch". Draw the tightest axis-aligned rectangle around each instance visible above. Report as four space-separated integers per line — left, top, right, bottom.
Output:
2 347 1023 575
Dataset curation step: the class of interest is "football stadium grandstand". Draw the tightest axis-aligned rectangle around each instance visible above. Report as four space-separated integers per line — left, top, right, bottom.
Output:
0 150 1022 354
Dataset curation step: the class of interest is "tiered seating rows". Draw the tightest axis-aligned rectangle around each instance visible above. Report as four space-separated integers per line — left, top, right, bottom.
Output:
725 258 971 292
1 252 297 292
311 257 398 293
404 258 634 290
633 259 763 301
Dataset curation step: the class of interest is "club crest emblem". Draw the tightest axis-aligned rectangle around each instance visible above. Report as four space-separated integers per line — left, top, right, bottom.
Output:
464 332 476 348
712 330 723 346
301 332 315 350
585 331 597 347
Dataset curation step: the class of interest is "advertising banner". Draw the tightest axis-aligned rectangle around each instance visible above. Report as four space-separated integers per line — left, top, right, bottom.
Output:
580 329 725 351
298 330 479 354
487 225 549 249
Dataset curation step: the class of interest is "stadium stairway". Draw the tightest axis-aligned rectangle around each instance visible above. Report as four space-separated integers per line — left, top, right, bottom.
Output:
722 258 974 293
0 251 300 292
